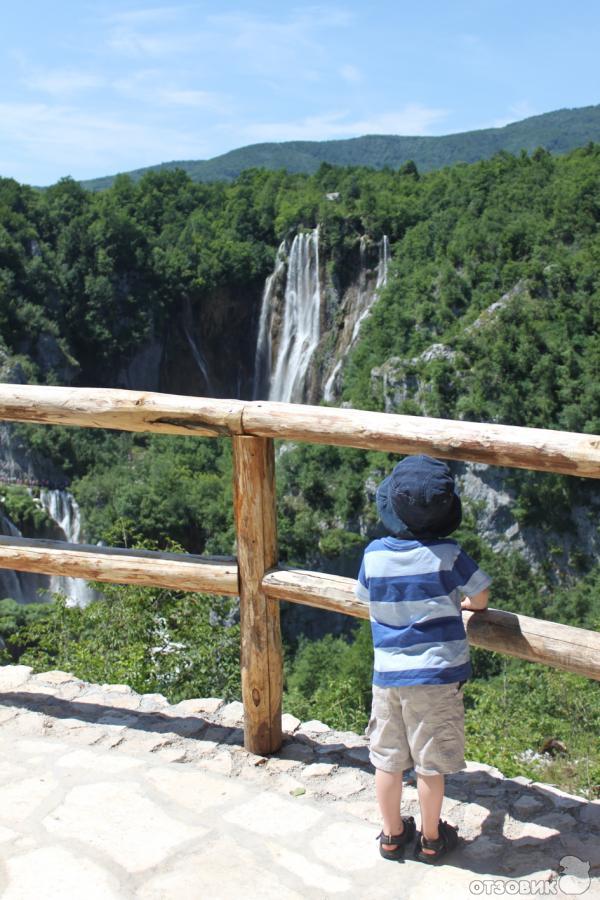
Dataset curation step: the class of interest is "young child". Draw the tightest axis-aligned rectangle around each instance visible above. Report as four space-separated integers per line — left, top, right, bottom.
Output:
355 454 491 863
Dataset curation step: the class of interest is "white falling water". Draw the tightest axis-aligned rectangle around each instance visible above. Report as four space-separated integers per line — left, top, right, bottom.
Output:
254 227 321 404
376 234 390 289
270 227 321 403
253 240 287 400
323 360 343 403
38 489 96 607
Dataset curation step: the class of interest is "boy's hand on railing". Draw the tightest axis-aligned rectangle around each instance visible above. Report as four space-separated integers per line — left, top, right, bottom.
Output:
461 589 490 612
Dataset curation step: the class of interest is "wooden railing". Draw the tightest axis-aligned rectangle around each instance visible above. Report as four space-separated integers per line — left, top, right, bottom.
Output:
1 384 600 755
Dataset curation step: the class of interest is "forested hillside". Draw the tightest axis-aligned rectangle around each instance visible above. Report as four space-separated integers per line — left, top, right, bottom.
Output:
1 145 599 795
79 104 600 190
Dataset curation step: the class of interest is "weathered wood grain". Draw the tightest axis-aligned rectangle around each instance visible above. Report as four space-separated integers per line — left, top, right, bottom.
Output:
0 384 244 437
0 536 238 594
233 436 283 754
242 401 600 478
262 568 600 681
1 385 599 477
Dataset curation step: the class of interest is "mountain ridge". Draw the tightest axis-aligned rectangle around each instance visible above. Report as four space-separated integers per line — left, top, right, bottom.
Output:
79 103 600 190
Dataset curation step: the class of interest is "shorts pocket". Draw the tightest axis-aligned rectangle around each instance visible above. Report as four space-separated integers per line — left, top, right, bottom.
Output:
365 715 377 739
371 688 391 720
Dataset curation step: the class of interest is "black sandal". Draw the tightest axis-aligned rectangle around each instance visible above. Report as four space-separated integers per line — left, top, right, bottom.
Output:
376 816 416 860
414 819 459 864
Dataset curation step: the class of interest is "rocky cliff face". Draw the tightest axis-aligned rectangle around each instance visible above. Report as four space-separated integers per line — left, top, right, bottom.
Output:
116 285 262 400
455 462 600 577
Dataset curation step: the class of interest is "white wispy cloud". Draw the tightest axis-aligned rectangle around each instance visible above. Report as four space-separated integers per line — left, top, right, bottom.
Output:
21 69 105 97
209 6 354 39
113 71 229 112
104 6 195 56
102 5 354 89
206 7 353 79
107 28 194 57
237 105 449 143
0 101 204 180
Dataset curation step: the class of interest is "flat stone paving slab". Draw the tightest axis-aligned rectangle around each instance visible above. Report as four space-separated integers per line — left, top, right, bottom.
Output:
0 667 599 899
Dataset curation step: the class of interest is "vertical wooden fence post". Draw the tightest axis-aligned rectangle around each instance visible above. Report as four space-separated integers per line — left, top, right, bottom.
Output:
232 435 283 755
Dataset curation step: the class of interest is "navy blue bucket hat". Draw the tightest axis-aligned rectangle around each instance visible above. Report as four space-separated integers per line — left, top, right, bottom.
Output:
376 454 462 539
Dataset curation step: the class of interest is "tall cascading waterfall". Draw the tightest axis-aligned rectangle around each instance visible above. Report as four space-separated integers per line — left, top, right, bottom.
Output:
253 227 321 404
377 235 390 289
323 235 391 402
0 496 96 606
37 489 97 606
253 240 287 401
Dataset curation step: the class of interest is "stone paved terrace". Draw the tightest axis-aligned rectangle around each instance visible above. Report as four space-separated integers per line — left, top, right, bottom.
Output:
0 665 599 899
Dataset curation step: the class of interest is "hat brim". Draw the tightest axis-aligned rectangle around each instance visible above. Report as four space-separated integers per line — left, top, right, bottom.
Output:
376 474 462 539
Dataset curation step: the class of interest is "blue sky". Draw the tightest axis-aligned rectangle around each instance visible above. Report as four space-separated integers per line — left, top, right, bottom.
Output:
1 1 599 185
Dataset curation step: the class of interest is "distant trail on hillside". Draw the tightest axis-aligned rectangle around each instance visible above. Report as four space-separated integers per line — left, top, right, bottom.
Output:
77 104 600 191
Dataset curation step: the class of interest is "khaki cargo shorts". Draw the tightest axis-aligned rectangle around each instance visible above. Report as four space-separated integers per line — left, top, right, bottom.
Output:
366 682 466 776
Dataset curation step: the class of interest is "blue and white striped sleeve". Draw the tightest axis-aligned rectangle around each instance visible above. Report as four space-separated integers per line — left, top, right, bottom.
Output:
453 548 492 597
355 556 370 602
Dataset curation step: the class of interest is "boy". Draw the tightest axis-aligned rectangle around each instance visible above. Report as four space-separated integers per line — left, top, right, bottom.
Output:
355 454 491 863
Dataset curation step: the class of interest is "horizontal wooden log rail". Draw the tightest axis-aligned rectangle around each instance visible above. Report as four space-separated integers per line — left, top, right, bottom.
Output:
1 384 599 477
1 536 598 682
262 567 600 682
242 402 600 478
1 383 600 752
0 536 238 595
0 385 245 438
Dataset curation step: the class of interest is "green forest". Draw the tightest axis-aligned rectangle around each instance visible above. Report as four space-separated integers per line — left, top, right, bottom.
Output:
1 143 599 796
80 103 600 190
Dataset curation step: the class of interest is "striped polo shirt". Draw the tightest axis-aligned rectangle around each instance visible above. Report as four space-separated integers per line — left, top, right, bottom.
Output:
355 536 491 686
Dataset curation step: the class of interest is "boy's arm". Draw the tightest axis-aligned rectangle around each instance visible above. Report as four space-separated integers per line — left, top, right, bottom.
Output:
461 588 489 612
355 556 370 602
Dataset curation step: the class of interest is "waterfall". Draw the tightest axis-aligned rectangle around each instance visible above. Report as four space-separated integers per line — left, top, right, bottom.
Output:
376 234 390 289
254 229 388 404
270 227 321 403
323 360 343 403
253 240 287 401
39 489 82 544
37 489 96 607
254 228 321 404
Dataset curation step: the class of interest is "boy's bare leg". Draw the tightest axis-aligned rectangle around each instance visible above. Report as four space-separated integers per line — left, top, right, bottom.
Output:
375 768 404 849
417 772 444 854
